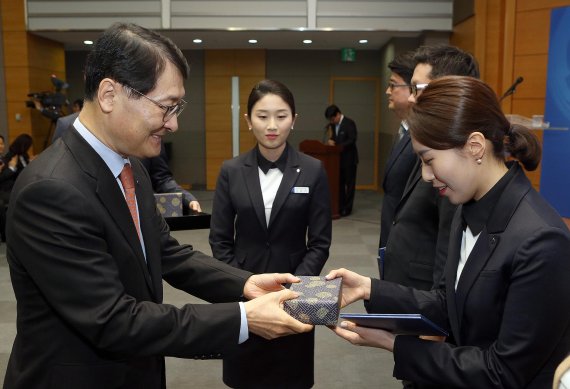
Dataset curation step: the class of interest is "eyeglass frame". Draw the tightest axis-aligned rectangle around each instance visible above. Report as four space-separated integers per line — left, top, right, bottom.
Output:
387 82 411 91
125 85 187 122
410 83 429 97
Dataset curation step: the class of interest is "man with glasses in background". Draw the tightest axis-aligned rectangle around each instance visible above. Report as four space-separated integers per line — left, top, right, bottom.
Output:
382 44 480 294
4 22 312 389
378 51 417 276
381 44 480 389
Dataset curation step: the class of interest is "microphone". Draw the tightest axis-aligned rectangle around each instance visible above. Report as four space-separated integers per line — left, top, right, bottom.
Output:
499 76 524 101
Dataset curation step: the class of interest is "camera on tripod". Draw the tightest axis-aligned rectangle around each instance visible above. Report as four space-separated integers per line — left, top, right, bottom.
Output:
25 75 70 121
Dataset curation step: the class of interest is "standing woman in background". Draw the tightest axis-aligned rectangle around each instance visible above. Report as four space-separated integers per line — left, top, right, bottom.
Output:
0 133 33 201
0 133 33 242
329 76 570 388
210 79 332 389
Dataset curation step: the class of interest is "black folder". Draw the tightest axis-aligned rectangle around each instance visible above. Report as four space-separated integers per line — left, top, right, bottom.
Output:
339 313 448 337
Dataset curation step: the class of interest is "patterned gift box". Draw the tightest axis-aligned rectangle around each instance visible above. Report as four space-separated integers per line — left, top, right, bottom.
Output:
283 276 342 325
154 193 183 217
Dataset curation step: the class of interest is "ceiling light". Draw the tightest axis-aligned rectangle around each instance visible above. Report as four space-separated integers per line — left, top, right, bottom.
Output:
359 39 368 44
248 39 258 44
83 40 93 45
303 39 312 44
193 39 202 44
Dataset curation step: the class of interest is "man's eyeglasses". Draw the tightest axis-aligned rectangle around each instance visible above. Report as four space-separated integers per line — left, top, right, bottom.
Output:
127 86 187 122
410 83 429 97
387 82 410 91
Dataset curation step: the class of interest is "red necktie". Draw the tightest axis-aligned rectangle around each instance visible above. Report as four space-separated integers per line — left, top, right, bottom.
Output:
119 163 141 238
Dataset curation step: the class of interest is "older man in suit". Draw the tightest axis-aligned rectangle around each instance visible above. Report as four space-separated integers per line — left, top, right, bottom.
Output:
4 23 311 389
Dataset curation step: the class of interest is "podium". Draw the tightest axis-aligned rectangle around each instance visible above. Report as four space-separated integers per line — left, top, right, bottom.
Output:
299 140 342 219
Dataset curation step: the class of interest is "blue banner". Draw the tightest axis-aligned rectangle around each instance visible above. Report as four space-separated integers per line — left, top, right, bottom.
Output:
542 6 570 217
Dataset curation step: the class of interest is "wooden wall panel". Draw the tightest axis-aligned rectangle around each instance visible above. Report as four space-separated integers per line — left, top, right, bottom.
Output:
511 98 546 117
512 54 548 99
205 76 231 105
514 9 550 55
205 133 232 160
205 51 235 75
235 51 266 76
0 0 26 32
239 130 256 153
2 0 65 151
450 16 475 55
28 35 66 75
517 0 570 11
204 49 265 189
2 31 28 67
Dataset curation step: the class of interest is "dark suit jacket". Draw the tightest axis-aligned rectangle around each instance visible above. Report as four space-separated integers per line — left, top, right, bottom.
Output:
382 160 456 289
366 163 570 388
380 129 417 248
140 141 197 210
330 115 359 167
209 144 331 388
4 126 251 389
52 112 79 143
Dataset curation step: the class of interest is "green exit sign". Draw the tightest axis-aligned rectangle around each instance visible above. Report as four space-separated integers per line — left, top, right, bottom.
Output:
341 48 356 62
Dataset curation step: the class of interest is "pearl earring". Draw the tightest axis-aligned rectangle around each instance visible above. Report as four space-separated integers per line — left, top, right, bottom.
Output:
476 158 482 165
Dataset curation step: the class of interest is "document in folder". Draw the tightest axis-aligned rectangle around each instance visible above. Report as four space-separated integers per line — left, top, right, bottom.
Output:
339 313 449 337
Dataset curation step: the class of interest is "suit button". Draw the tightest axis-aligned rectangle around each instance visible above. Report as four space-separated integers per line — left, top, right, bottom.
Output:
392 220 396 225
266 242 270 247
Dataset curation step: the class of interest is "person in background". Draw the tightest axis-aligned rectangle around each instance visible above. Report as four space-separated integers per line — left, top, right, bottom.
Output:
209 79 332 389
140 140 201 212
378 51 417 274
0 134 8 242
329 76 570 388
0 133 33 202
325 104 358 216
381 45 479 292
0 135 6 171
4 23 312 389
52 99 83 143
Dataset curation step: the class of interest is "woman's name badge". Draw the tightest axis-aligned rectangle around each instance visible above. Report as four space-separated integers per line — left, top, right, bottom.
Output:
292 186 309 194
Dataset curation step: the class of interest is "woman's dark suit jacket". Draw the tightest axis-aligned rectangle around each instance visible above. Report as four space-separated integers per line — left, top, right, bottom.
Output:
209 144 332 389
365 163 570 388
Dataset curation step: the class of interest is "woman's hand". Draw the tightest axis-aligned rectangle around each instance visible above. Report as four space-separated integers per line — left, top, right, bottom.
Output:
331 321 396 351
325 268 371 307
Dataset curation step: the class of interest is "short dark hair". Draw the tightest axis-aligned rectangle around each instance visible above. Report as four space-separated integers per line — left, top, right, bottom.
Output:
408 76 541 171
83 23 190 100
388 51 415 84
8 134 33 156
324 105 340 119
413 44 480 79
73 99 84 109
247 80 296 117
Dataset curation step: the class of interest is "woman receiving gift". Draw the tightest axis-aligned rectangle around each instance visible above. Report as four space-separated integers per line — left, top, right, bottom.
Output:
209 79 332 388
327 76 570 388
